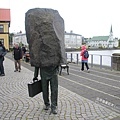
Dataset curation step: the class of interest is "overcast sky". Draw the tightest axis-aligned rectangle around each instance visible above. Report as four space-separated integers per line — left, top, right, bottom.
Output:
1 0 120 38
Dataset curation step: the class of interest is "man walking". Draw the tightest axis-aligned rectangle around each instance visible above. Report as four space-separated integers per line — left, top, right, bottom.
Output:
13 44 22 72
0 41 7 76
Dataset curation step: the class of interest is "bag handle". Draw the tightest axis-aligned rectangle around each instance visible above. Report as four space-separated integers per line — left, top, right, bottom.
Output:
33 78 38 82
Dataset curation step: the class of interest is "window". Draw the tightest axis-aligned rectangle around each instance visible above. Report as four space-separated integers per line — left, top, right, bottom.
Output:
0 25 4 32
0 39 4 44
77 36 81 39
65 35 70 38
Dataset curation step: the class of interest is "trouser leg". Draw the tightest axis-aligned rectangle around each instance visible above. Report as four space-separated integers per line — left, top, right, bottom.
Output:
85 62 89 70
0 60 1 74
67 66 69 74
0 59 4 74
41 78 50 106
14 60 18 70
59 66 62 75
50 74 58 109
18 60 21 70
81 62 84 71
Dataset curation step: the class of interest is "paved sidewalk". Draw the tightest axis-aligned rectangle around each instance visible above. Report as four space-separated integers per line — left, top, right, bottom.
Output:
0 58 120 120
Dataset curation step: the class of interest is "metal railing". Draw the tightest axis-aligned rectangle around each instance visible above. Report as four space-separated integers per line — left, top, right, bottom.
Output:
66 52 120 71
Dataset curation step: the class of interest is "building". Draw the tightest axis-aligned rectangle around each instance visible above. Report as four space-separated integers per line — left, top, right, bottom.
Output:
13 31 83 49
0 8 10 50
65 31 83 48
87 25 118 48
13 33 28 46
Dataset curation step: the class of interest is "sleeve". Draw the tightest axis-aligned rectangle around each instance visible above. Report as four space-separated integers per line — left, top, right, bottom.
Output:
19 48 22 59
80 50 84 56
2 46 7 56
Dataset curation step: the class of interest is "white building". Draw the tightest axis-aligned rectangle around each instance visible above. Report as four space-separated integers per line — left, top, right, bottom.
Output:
65 31 83 48
13 31 83 48
13 33 28 46
87 25 118 48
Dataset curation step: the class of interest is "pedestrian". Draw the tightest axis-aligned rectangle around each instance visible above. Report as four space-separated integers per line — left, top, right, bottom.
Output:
33 67 40 80
22 45 26 60
13 44 22 72
0 41 7 76
80 45 90 72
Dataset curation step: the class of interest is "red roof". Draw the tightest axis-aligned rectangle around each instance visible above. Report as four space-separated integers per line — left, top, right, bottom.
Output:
0 8 10 22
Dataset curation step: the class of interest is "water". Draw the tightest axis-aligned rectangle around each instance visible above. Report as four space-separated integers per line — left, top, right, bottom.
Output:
66 49 120 67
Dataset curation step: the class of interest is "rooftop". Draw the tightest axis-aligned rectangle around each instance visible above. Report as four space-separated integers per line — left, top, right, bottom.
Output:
0 8 11 22
89 36 109 41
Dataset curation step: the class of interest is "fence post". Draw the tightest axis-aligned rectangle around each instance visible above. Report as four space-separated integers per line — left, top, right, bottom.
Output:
66 53 67 59
111 56 113 71
91 55 93 67
76 54 79 64
71 53 72 63
100 55 102 69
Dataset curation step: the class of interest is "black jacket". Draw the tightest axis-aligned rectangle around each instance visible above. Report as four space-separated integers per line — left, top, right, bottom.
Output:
13 47 22 60
0 45 7 60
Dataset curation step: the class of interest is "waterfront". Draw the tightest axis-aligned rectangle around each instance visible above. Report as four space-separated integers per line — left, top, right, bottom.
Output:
66 49 120 67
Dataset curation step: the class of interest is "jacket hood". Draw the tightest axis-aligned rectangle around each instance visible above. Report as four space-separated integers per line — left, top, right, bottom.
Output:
81 45 86 50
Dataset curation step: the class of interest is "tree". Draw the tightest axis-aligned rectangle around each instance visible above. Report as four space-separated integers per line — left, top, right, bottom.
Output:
118 39 120 47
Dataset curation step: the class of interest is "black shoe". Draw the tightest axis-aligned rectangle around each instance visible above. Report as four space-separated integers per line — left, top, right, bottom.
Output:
51 108 57 114
43 105 50 110
18 70 21 72
14 70 18 72
0 74 5 76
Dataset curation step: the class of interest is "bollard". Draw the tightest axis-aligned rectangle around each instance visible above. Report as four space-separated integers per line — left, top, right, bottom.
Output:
112 53 120 71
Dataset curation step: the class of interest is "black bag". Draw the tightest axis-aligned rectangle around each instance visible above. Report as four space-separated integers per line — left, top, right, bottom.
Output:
28 80 42 97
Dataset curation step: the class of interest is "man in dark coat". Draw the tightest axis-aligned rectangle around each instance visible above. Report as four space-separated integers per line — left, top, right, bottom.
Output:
0 41 7 76
13 44 22 72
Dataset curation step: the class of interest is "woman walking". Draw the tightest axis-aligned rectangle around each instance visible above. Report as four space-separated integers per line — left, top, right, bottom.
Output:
80 45 90 72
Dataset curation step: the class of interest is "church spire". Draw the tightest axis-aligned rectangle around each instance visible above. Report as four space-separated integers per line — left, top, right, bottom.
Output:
110 25 113 33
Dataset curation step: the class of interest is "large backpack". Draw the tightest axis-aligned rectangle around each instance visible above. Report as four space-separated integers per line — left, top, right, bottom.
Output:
84 50 89 58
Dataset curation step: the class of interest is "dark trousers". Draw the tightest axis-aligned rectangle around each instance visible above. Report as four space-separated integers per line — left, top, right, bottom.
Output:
40 66 58 109
14 60 21 70
81 62 89 71
0 58 4 74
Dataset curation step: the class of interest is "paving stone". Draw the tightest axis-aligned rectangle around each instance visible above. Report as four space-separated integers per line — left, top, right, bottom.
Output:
0 58 119 120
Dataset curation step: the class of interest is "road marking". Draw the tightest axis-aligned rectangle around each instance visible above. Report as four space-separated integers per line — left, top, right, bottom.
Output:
59 76 120 100
71 68 120 83
70 63 120 77
69 71 120 90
